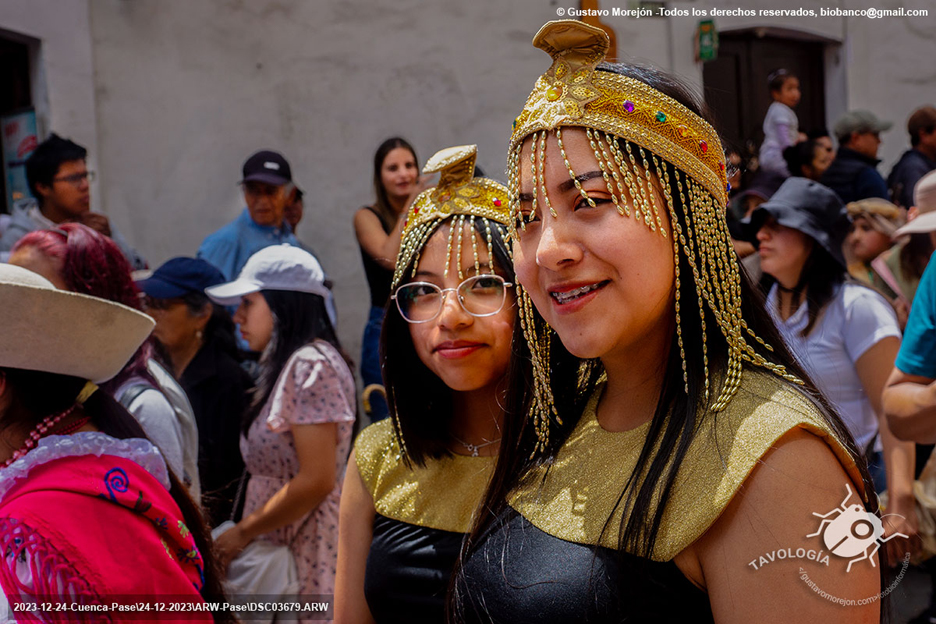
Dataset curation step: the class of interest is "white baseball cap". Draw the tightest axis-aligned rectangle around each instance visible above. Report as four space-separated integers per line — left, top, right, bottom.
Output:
205 244 329 305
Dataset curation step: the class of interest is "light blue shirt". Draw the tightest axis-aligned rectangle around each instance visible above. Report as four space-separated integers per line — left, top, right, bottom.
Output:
197 209 299 280
197 208 338 342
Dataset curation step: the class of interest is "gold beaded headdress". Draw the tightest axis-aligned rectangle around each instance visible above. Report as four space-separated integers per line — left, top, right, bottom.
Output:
508 20 801 452
392 144 511 290
390 145 512 459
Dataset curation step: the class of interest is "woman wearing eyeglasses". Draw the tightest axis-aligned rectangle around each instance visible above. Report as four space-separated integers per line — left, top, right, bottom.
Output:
335 146 514 624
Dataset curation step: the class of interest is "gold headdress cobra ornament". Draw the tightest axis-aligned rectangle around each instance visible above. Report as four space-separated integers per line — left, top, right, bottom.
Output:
390 144 511 458
393 144 511 290
508 20 801 452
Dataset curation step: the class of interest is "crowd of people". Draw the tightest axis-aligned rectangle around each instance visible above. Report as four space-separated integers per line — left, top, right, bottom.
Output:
2 17 936 624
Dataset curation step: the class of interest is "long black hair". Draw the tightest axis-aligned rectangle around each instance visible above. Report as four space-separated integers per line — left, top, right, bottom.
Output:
380 217 516 467
758 243 846 337
243 290 353 434
183 292 242 363
371 137 419 228
453 61 881 616
899 232 934 285
0 367 234 623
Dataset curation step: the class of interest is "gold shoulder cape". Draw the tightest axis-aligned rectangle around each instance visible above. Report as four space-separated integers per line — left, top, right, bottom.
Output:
354 419 495 533
508 371 862 561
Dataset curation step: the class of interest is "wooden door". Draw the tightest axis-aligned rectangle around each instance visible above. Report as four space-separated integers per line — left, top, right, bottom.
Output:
703 33 826 159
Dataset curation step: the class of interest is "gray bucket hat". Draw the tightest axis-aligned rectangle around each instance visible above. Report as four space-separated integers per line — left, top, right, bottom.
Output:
741 177 850 269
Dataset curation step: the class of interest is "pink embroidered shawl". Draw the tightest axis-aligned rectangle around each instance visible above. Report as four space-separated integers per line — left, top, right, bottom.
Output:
0 433 211 622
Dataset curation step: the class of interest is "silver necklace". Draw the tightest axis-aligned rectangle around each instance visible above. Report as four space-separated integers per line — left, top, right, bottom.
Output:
451 435 501 457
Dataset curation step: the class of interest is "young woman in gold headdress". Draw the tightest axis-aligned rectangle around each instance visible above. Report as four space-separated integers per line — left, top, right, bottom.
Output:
453 21 897 623
335 146 515 623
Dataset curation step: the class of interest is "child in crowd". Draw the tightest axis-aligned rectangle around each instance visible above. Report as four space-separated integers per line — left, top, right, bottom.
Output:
846 198 904 289
759 69 802 176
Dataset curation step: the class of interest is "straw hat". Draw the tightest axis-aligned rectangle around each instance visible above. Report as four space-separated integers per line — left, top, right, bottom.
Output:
0 264 154 383
845 198 903 237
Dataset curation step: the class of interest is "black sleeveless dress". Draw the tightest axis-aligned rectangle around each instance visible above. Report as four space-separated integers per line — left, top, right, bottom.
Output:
354 419 495 623
456 373 862 623
358 205 394 308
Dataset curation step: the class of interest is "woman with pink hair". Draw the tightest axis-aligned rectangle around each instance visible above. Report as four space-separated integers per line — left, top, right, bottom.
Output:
10 223 200 495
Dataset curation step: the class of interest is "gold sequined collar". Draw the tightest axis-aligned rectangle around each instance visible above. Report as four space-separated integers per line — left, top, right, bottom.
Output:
355 419 495 533
508 371 861 561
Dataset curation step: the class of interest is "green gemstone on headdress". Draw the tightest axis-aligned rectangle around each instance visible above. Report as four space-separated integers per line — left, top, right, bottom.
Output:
655 111 667 123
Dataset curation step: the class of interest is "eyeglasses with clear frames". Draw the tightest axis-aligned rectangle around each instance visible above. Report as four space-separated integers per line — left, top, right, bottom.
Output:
53 171 95 186
392 274 514 323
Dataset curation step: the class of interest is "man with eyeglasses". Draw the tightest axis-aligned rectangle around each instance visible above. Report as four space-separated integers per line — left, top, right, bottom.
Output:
0 133 146 268
198 150 337 340
197 150 304 282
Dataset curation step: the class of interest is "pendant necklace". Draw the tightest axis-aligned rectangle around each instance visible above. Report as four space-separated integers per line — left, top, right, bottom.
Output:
451 435 501 457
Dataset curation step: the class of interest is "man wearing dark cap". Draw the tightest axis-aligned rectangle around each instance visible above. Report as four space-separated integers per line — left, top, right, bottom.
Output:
820 110 893 204
197 150 301 281
888 105 936 209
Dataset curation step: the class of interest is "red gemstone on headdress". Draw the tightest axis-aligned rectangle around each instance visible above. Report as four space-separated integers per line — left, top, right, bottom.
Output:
493 198 502 207
624 101 635 113
700 140 708 153
414 206 420 214
403 220 408 228
720 162 725 171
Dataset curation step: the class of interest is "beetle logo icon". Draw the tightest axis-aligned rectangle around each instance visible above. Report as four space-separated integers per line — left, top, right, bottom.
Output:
807 483 907 572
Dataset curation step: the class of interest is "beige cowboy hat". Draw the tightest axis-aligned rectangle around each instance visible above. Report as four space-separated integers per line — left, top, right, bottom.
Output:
0 264 154 383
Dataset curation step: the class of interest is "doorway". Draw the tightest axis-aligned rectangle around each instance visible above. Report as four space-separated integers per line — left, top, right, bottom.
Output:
0 33 33 214
703 31 828 160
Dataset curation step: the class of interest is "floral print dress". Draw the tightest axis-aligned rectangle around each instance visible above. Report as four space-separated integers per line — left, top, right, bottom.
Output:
240 341 355 601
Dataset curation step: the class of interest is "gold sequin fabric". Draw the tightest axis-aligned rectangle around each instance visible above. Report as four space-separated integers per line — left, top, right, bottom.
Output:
354 419 495 533
508 371 862 561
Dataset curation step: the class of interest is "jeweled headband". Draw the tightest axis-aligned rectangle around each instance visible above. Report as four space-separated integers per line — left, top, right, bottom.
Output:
392 144 511 290
507 20 800 451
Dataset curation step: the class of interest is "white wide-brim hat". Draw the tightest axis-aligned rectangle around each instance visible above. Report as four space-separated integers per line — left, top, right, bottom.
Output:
205 244 330 306
896 170 936 237
894 212 936 237
0 264 155 383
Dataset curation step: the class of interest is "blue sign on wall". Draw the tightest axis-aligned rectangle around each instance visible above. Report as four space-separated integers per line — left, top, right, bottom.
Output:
1 109 38 213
